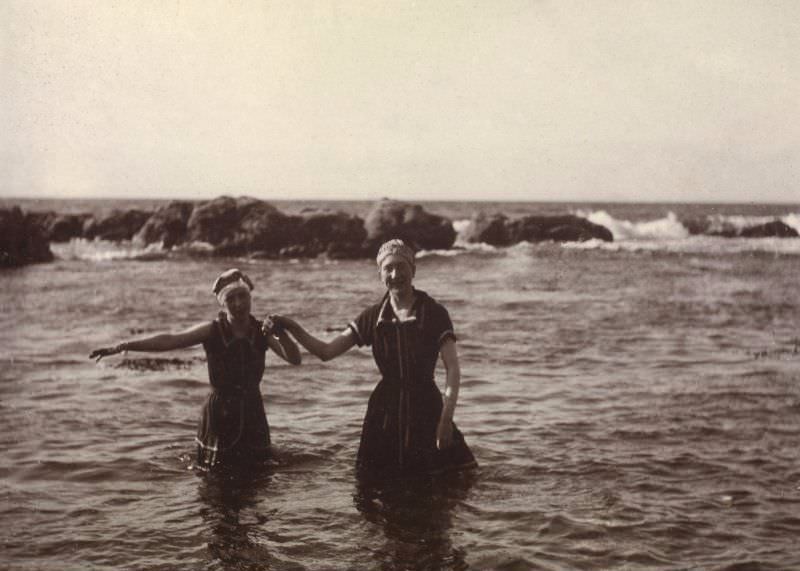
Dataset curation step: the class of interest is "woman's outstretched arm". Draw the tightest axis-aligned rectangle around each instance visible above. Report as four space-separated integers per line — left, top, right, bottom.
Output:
89 322 213 362
436 338 461 450
268 315 356 362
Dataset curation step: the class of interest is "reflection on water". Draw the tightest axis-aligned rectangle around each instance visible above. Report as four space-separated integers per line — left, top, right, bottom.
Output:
197 463 285 571
353 471 476 571
195 464 477 571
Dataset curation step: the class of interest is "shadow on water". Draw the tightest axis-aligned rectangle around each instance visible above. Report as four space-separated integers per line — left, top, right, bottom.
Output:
196 462 298 571
353 470 477 571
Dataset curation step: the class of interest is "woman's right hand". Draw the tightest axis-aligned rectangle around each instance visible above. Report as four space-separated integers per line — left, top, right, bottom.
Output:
89 346 121 362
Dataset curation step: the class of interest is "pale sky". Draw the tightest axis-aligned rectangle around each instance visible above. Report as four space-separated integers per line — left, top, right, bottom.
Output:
2 1 798 203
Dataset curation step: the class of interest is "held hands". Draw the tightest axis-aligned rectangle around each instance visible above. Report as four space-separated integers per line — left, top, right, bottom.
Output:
262 314 289 336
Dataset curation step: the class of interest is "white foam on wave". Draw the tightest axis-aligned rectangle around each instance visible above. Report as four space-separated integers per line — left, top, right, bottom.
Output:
563 235 800 255
705 214 771 233
417 241 498 259
174 241 215 254
418 218 500 259
567 209 799 254
51 238 167 261
452 218 472 236
578 210 689 241
451 218 478 249
695 212 800 235
782 212 800 233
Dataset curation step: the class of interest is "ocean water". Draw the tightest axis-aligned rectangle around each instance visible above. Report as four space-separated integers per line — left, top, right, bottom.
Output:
1 200 799 570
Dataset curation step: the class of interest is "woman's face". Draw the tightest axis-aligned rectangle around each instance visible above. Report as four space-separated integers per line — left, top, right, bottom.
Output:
222 288 251 320
379 254 415 295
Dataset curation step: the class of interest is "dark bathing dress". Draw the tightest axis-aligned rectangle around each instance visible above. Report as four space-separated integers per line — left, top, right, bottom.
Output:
195 313 271 469
348 289 477 476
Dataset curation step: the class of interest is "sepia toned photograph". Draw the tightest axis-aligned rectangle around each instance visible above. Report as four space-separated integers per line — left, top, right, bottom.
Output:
1 2 798 569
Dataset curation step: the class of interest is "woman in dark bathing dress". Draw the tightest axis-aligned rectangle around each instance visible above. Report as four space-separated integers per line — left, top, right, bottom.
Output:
270 239 476 477
90 269 301 470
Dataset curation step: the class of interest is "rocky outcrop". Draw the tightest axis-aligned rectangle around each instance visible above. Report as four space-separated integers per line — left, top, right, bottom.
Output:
464 212 613 244
681 217 713 236
184 196 295 255
186 196 245 246
682 217 798 238
363 199 456 253
134 201 195 248
28 211 90 242
7 196 678 264
49 213 91 242
739 220 797 238
235 199 298 253
83 209 152 241
461 213 513 246
0 207 54 267
292 208 368 258
511 215 614 243
130 196 367 257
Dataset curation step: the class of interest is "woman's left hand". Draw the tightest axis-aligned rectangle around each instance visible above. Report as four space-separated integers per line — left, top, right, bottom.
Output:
89 346 120 362
436 415 453 450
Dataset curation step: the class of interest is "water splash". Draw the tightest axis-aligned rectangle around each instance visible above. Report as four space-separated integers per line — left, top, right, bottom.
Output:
579 210 689 240
51 238 167 261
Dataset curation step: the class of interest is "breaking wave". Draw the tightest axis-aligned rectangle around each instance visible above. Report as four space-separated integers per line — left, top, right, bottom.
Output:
580 210 689 240
450 210 800 255
51 238 168 262
50 239 218 262
52 208 800 263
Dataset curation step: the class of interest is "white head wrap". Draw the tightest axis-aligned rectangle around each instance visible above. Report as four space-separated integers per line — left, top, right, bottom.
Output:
212 268 254 304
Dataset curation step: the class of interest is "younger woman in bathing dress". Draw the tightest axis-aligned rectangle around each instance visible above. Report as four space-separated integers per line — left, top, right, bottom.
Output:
90 269 301 470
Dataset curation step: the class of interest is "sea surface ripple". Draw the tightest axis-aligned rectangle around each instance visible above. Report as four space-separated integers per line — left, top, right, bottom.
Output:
1 223 799 570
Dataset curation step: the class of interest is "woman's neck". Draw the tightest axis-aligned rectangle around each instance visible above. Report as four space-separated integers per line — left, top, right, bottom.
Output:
226 313 250 335
389 288 415 311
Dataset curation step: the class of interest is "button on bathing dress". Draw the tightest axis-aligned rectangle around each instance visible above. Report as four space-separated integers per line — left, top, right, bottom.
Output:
348 289 477 476
195 314 271 469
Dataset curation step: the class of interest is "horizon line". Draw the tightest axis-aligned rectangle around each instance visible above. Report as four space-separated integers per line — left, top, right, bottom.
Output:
2 194 798 207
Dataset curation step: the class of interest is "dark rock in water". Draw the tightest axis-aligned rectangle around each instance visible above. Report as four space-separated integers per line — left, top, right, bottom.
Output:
739 220 798 238
28 211 90 242
186 196 242 246
299 208 366 243
48 213 90 242
236 200 297 252
86 196 372 258
363 199 456 252
545 222 606 242
681 217 711 236
682 216 798 238
683 216 741 237
293 209 367 257
510 215 613 243
184 197 370 257
464 212 612 245
83 209 152 241
187 196 297 255
134 201 195 248
0 207 54 267
462 212 513 246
